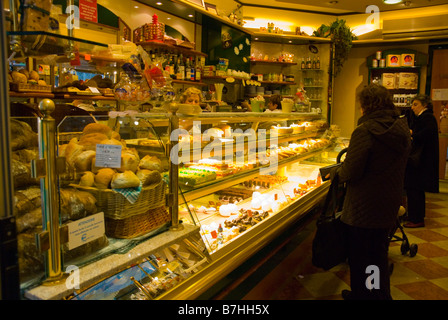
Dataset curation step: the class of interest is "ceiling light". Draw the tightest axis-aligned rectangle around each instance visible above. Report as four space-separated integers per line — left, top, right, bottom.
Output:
383 0 402 4
156 2 163 5
188 14 194 17
134 5 139 8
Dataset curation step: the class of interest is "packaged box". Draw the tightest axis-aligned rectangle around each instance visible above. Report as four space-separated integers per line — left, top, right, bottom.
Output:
398 73 418 89
386 54 401 67
382 73 396 89
401 54 415 66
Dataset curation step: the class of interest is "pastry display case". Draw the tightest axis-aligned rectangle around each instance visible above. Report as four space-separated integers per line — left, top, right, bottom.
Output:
13 108 339 299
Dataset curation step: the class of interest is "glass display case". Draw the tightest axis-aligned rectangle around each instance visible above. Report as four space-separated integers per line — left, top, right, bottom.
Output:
17 109 339 300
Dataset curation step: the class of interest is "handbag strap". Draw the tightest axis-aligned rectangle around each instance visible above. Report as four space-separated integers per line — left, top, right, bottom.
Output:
320 172 343 219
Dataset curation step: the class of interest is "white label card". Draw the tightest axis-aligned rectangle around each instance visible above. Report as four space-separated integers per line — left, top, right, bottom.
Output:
95 144 122 168
67 212 105 250
89 86 101 94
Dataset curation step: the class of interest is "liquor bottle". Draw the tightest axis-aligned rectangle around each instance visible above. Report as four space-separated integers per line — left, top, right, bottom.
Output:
185 56 191 80
312 57 316 69
306 57 312 69
195 56 202 81
189 57 195 81
316 56 320 69
177 54 185 80
301 58 305 69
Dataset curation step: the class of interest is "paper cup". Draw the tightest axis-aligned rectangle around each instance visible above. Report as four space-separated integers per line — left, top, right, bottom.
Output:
282 102 293 113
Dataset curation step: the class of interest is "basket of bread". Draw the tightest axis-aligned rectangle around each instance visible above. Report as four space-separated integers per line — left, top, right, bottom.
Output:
62 122 170 238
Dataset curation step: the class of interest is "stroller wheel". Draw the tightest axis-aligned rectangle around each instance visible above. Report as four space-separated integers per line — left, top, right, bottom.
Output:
401 240 410 255
409 244 418 257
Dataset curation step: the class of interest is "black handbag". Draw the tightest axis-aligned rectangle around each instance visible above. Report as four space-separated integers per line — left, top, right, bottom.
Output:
312 172 347 271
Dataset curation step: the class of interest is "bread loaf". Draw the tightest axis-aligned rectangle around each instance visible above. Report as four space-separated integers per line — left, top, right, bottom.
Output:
65 139 85 169
139 155 162 172
78 133 109 151
79 171 95 187
111 170 141 189
94 168 116 189
119 151 140 173
136 169 162 186
74 150 96 172
82 123 113 139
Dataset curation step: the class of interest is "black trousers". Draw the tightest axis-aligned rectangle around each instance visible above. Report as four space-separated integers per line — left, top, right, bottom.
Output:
406 187 426 223
344 223 392 300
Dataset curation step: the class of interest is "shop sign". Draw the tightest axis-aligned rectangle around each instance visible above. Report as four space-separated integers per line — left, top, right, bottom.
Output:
79 0 98 23
67 212 105 250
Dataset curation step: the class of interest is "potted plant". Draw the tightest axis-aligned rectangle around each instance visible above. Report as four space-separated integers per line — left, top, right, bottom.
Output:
313 19 357 77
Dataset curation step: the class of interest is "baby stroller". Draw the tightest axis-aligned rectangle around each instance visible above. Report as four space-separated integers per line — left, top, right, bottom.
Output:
389 206 418 257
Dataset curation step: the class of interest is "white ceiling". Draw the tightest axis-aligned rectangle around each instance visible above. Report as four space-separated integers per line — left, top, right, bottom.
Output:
238 0 448 14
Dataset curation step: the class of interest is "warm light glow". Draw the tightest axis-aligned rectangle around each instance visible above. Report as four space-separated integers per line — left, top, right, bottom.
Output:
243 18 294 32
352 24 377 36
383 0 402 4
156 2 163 5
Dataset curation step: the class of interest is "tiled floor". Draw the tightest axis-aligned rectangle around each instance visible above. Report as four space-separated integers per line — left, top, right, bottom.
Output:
240 179 448 300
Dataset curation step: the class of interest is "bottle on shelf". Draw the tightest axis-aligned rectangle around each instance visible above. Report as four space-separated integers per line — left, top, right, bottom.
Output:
185 57 191 80
301 58 305 69
177 54 185 80
195 56 202 81
306 57 312 69
316 56 320 69
189 57 195 81
312 57 316 69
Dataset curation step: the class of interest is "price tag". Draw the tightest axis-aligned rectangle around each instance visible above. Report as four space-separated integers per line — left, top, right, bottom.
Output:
88 86 100 94
95 144 122 168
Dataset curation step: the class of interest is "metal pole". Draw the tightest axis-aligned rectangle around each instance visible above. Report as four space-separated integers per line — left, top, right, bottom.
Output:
168 104 182 230
0 0 20 300
36 99 65 285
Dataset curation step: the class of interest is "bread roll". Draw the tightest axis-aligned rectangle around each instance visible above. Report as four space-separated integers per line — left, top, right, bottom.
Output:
111 131 121 140
111 170 141 189
79 171 95 187
74 150 96 172
100 138 123 146
29 70 39 82
94 168 115 189
65 139 85 169
82 123 113 139
139 155 162 172
11 71 27 84
119 152 139 173
136 169 162 186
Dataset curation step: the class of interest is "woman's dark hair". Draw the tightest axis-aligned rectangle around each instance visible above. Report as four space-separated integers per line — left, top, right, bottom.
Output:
269 94 282 109
358 84 395 114
413 94 433 110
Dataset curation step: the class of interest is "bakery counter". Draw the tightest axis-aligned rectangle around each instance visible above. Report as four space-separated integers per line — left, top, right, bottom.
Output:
24 223 205 300
159 178 330 300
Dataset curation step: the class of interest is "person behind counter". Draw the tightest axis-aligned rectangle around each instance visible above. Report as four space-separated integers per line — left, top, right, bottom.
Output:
265 94 282 113
179 87 202 105
329 84 411 300
404 94 439 228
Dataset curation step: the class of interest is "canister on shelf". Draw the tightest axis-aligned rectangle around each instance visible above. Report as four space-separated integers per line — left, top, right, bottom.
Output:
379 59 386 68
376 51 382 60
372 59 378 68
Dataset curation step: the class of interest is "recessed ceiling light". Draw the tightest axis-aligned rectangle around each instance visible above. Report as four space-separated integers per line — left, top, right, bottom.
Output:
156 2 163 5
188 14 194 17
167 17 171 20
134 5 139 8
383 0 402 4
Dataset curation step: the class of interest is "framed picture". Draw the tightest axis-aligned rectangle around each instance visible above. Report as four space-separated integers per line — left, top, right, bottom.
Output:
186 0 205 8
205 2 218 14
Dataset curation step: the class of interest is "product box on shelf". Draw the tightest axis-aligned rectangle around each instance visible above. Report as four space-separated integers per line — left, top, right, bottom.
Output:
398 73 418 89
382 73 396 89
386 54 401 67
401 54 415 66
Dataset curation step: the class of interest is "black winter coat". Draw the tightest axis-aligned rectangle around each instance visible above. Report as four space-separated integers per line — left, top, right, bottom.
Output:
332 109 412 229
404 109 439 193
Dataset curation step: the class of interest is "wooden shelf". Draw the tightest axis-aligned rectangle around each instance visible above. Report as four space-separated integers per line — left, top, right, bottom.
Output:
136 41 207 57
172 79 207 86
9 91 54 99
260 81 296 85
250 60 297 66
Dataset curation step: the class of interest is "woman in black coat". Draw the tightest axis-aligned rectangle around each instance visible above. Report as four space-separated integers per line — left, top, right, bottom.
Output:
331 84 411 300
404 95 439 228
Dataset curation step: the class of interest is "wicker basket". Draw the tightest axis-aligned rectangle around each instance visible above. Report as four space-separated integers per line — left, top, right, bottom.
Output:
73 180 166 219
105 206 170 239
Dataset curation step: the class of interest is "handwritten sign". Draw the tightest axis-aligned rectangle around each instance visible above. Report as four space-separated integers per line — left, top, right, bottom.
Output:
67 212 105 250
95 144 122 168
432 88 448 101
